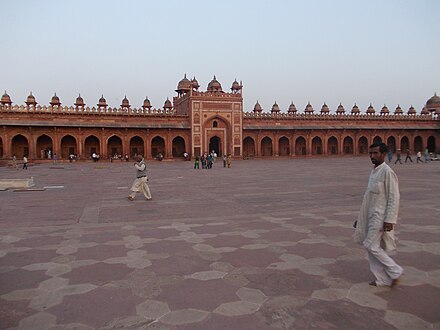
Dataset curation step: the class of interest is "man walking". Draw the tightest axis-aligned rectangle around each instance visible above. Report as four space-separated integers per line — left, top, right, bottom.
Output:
354 142 403 287
22 156 28 170
404 149 413 163
394 149 402 164
128 155 152 201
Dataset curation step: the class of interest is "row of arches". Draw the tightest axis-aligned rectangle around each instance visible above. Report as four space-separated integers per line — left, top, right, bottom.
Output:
0 134 186 160
242 135 437 157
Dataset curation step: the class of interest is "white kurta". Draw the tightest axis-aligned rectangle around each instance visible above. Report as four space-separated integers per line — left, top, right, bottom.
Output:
354 162 403 286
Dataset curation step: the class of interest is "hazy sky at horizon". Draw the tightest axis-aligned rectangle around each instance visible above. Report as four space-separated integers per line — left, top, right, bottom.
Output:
1 0 439 112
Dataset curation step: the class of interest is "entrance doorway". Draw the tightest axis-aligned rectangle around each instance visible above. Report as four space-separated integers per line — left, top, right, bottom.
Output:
209 136 221 156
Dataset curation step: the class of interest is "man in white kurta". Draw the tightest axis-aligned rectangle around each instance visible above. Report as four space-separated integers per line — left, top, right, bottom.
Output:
128 155 152 201
354 142 403 287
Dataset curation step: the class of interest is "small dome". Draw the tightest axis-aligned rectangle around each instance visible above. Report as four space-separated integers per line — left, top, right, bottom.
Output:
25 92 37 105
271 101 280 113
380 105 389 114
351 103 360 114
207 75 222 92
75 94 85 107
288 102 297 113
50 93 61 106
304 102 314 113
97 95 107 107
394 105 403 114
231 79 241 92
121 95 130 108
164 98 172 110
191 77 200 90
320 103 330 113
407 105 416 115
142 96 151 109
176 74 192 92
336 103 345 114
253 101 262 113
366 103 375 114
421 107 429 115
1 91 12 105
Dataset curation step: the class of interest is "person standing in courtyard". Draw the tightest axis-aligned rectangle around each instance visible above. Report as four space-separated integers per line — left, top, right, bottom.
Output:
354 142 403 287
227 154 232 168
12 154 17 169
404 149 413 163
128 155 152 201
416 151 423 163
424 148 430 163
22 156 28 170
394 149 402 164
387 149 392 163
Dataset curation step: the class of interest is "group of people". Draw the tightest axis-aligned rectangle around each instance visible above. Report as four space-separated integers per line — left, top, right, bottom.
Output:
389 148 431 164
193 151 232 169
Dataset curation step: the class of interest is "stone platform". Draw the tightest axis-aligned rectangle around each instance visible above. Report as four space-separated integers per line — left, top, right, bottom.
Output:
0 157 439 329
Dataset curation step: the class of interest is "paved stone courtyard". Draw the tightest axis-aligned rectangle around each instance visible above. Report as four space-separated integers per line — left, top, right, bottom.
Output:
0 157 439 329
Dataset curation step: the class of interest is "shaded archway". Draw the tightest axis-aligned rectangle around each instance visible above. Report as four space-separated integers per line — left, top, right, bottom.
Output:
151 136 165 158
427 136 436 152
373 136 382 144
327 136 338 155
312 136 323 155
11 134 29 158
107 135 123 158
84 135 100 158
209 136 221 156
172 136 186 157
295 137 306 155
401 136 409 152
414 136 423 152
278 136 290 156
261 137 273 156
243 137 255 158
36 135 53 159
387 136 396 153
61 135 77 159
130 136 144 157
358 136 368 154
343 136 353 154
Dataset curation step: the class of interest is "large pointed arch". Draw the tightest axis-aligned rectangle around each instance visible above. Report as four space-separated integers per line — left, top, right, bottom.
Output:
243 136 255 158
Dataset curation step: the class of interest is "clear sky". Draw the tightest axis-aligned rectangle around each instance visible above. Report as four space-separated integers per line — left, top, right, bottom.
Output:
1 0 439 113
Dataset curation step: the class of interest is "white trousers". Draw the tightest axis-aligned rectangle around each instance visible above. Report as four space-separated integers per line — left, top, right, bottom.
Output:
364 229 403 286
129 177 152 200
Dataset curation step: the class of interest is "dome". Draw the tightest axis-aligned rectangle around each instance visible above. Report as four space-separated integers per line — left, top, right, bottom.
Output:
207 75 222 92
366 103 375 114
426 93 440 107
163 98 172 110
320 103 330 113
271 101 280 113
426 93 440 113
394 105 403 114
304 102 314 113
50 93 61 106
97 95 107 107
191 77 200 90
75 94 85 107
421 107 429 115
336 103 345 114
288 102 297 113
121 95 130 108
380 105 389 114
253 101 262 113
142 96 151 109
1 91 12 105
25 92 37 105
407 105 416 115
351 103 360 114
231 79 242 92
176 74 192 92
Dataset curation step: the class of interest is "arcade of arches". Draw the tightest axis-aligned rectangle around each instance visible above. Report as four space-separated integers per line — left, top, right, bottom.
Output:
2 131 437 160
1 131 437 160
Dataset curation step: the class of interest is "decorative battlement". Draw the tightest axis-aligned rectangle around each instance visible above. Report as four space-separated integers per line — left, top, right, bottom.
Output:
243 111 437 121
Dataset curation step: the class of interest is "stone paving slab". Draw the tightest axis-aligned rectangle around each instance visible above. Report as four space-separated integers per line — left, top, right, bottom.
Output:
0 157 439 329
